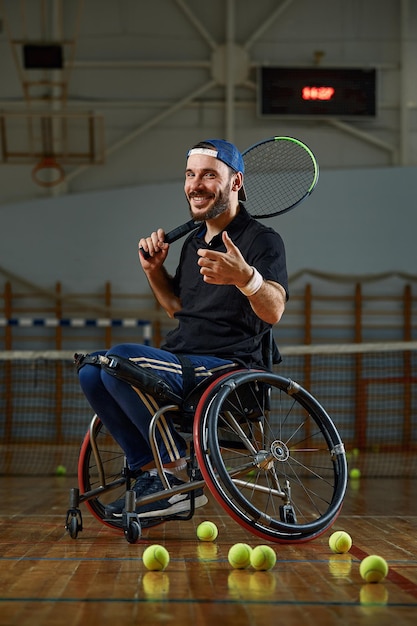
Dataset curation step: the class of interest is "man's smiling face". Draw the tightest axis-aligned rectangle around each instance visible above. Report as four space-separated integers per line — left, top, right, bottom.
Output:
184 153 236 222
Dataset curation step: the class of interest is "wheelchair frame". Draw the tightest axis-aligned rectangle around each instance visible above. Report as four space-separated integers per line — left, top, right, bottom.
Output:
66 361 348 544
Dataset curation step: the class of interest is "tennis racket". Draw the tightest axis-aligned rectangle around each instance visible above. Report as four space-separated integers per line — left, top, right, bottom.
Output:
140 136 318 257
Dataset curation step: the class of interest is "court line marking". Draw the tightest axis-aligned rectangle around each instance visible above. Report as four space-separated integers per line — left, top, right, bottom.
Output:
0 597 416 607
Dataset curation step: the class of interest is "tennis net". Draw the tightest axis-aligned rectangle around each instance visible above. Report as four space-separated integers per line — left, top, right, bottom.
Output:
279 341 417 478
1 341 416 476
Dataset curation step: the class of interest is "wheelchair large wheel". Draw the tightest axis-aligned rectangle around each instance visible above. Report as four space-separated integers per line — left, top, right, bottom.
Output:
78 415 127 531
194 370 348 543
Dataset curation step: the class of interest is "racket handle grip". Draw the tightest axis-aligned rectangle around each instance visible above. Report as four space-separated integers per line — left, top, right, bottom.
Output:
164 220 200 244
139 219 200 259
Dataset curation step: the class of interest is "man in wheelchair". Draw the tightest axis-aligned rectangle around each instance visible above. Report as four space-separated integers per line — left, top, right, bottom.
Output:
77 139 288 520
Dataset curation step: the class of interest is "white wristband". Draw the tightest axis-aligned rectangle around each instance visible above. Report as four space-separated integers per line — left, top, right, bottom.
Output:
237 267 263 297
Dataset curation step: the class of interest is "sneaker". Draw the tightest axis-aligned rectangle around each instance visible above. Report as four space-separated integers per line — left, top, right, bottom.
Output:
136 473 208 519
105 471 154 517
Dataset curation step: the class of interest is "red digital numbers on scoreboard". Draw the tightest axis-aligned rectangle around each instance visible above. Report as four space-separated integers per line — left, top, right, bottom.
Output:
302 86 335 101
259 67 376 117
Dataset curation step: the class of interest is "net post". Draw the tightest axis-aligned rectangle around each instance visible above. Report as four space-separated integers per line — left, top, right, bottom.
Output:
105 282 112 348
354 284 365 449
55 281 62 350
4 281 12 350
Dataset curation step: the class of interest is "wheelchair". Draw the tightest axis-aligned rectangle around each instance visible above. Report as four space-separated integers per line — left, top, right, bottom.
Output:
65 340 348 545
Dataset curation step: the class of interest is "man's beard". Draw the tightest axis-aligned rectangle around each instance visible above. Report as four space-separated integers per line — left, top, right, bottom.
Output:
188 187 230 221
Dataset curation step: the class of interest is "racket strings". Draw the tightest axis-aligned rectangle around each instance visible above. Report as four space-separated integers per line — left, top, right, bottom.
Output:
243 140 317 218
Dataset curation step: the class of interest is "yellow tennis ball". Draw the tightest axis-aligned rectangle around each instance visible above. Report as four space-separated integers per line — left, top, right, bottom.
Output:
142 544 170 571
250 545 277 571
55 465 67 476
349 468 361 479
329 531 352 554
228 543 252 569
196 520 218 542
359 555 389 583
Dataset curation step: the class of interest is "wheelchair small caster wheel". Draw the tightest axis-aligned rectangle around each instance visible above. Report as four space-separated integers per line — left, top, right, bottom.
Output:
68 515 79 539
66 509 83 539
124 520 141 544
66 488 83 539
122 492 141 543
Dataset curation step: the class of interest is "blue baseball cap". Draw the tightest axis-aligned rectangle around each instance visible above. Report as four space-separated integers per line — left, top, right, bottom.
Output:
187 139 247 201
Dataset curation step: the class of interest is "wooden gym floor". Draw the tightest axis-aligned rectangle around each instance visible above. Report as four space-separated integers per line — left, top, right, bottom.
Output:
0 474 416 626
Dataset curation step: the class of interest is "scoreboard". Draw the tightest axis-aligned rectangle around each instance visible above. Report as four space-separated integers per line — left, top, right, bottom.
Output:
259 67 376 118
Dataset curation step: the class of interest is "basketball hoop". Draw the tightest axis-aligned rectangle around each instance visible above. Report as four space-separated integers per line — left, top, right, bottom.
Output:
0 110 105 185
32 157 66 187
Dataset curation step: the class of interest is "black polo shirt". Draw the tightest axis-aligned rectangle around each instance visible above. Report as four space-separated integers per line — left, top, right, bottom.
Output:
162 205 288 367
